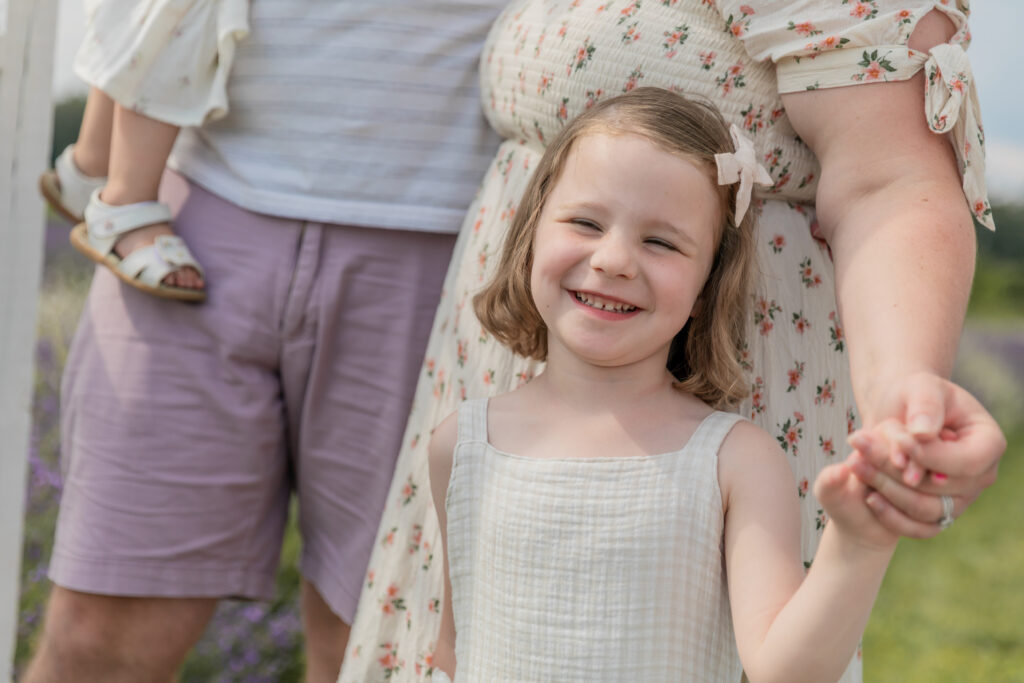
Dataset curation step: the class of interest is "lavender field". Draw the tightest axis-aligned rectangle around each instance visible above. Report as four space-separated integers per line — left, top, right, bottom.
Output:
15 220 1024 681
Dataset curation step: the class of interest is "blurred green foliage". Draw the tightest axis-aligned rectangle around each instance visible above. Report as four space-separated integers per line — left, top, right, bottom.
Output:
50 96 86 166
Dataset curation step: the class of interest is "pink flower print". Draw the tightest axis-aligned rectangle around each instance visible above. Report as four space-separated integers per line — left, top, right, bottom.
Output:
776 412 805 455
896 8 913 26
663 25 689 58
558 22 569 39
763 148 781 169
408 524 424 555
753 297 781 336
367 569 375 588
816 508 827 531
557 97 570 122
715 64 746 95
750 376 765 416
808 35 850 53
622 68 644 92
478 247 490 280
973 199 992 220
584 89 605 109
483 369 495 385
724 7 753 38
516 370 534 388
739 341 753 372
820 435 836 458
799 257 822 288
383 527 397 546
617 1 640 25
621 22 641 44
567 38 596 75
699 50 716 70
533 120 546 144
797 478 809 498
787 20 821 37
786 361 805 393
828 310 845 352
853 50 896 82
814 378 836 406
537 70 554 95
401 476 418 505
378 642 403 675
792 311 809 334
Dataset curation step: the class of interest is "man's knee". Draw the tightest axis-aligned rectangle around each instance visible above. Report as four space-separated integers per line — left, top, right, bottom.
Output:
24 587 217 683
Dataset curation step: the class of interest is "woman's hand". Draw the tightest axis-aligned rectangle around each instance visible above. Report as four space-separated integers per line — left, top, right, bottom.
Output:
845 372 1005 537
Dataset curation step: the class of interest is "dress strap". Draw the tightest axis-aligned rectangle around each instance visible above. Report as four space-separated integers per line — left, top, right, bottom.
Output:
689 411 746 457
456 397 489 446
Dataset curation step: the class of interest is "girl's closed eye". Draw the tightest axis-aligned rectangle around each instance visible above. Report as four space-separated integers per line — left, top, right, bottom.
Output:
570 217 602 231
644 236 679 251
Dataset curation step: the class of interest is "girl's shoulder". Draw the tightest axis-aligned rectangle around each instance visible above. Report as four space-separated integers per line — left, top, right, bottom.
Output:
716 416 794 510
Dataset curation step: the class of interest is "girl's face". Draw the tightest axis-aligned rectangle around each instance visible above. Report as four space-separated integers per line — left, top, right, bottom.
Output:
530 131 720 373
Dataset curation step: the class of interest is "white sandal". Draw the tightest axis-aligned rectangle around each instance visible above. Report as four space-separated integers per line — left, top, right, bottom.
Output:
70 190 206 302
39 144 108 224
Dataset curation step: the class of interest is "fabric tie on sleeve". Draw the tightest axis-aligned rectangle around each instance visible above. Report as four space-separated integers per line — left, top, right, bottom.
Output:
776 42 995 231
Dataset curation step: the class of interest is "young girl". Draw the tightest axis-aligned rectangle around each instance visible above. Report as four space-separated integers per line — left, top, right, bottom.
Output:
40 0 249 302
427 88 899 682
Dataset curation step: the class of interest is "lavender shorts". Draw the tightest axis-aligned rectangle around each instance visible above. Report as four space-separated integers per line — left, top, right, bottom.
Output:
50 171 456 622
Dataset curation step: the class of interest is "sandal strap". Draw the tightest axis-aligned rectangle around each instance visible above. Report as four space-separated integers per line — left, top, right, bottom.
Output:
119 235 205 287
84 189 174 256
54 145 107 217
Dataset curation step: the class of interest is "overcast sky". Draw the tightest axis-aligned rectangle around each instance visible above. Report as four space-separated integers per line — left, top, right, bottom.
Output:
51 0 1023 200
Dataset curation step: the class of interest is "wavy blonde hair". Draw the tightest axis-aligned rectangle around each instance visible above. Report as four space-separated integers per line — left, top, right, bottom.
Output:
473 87 758 408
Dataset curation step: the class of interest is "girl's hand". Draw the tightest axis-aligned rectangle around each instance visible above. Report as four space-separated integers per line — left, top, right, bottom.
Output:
813 459 899 552
849 373 1004 533
845 450 961 539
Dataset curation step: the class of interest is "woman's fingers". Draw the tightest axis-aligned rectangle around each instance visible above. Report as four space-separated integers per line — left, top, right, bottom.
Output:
863 491 943 540
847 451 965 527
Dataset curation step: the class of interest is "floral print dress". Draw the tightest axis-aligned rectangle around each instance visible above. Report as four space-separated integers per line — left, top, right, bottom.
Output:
340 2 992 681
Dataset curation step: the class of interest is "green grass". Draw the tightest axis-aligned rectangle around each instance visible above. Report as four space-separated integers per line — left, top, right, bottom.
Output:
863 428 1024 681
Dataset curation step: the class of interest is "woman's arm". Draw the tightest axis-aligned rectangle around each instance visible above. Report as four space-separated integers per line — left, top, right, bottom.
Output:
428 413 459 681
722 423 896 683
779 10 1004 529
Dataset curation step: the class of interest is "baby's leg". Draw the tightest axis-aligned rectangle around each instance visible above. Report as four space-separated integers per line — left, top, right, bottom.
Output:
73 87 114 177
100 104 202 291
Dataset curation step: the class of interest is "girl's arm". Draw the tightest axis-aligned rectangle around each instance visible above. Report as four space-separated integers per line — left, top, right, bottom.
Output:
427 413 459 681
779 10 1004 523
721 422 897 683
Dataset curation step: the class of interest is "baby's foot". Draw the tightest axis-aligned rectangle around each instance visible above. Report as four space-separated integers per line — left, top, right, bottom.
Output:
113 222 205 291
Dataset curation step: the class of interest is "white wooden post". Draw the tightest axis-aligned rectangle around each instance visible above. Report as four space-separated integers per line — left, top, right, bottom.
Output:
0 0 58 676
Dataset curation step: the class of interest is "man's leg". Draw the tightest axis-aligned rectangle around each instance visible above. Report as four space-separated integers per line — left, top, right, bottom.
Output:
22 587 216 683
281 222 457 681
301 580 351 683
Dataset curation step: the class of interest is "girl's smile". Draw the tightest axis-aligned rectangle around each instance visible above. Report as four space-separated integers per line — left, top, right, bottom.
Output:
570 289 641 317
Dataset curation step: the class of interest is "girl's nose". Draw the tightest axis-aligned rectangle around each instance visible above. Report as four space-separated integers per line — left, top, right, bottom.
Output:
590 234 637 279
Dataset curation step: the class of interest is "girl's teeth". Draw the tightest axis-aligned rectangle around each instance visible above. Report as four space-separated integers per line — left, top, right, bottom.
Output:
575 292 636 313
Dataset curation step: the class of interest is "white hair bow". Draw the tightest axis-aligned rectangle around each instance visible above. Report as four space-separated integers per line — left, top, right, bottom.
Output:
714 124 773 224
